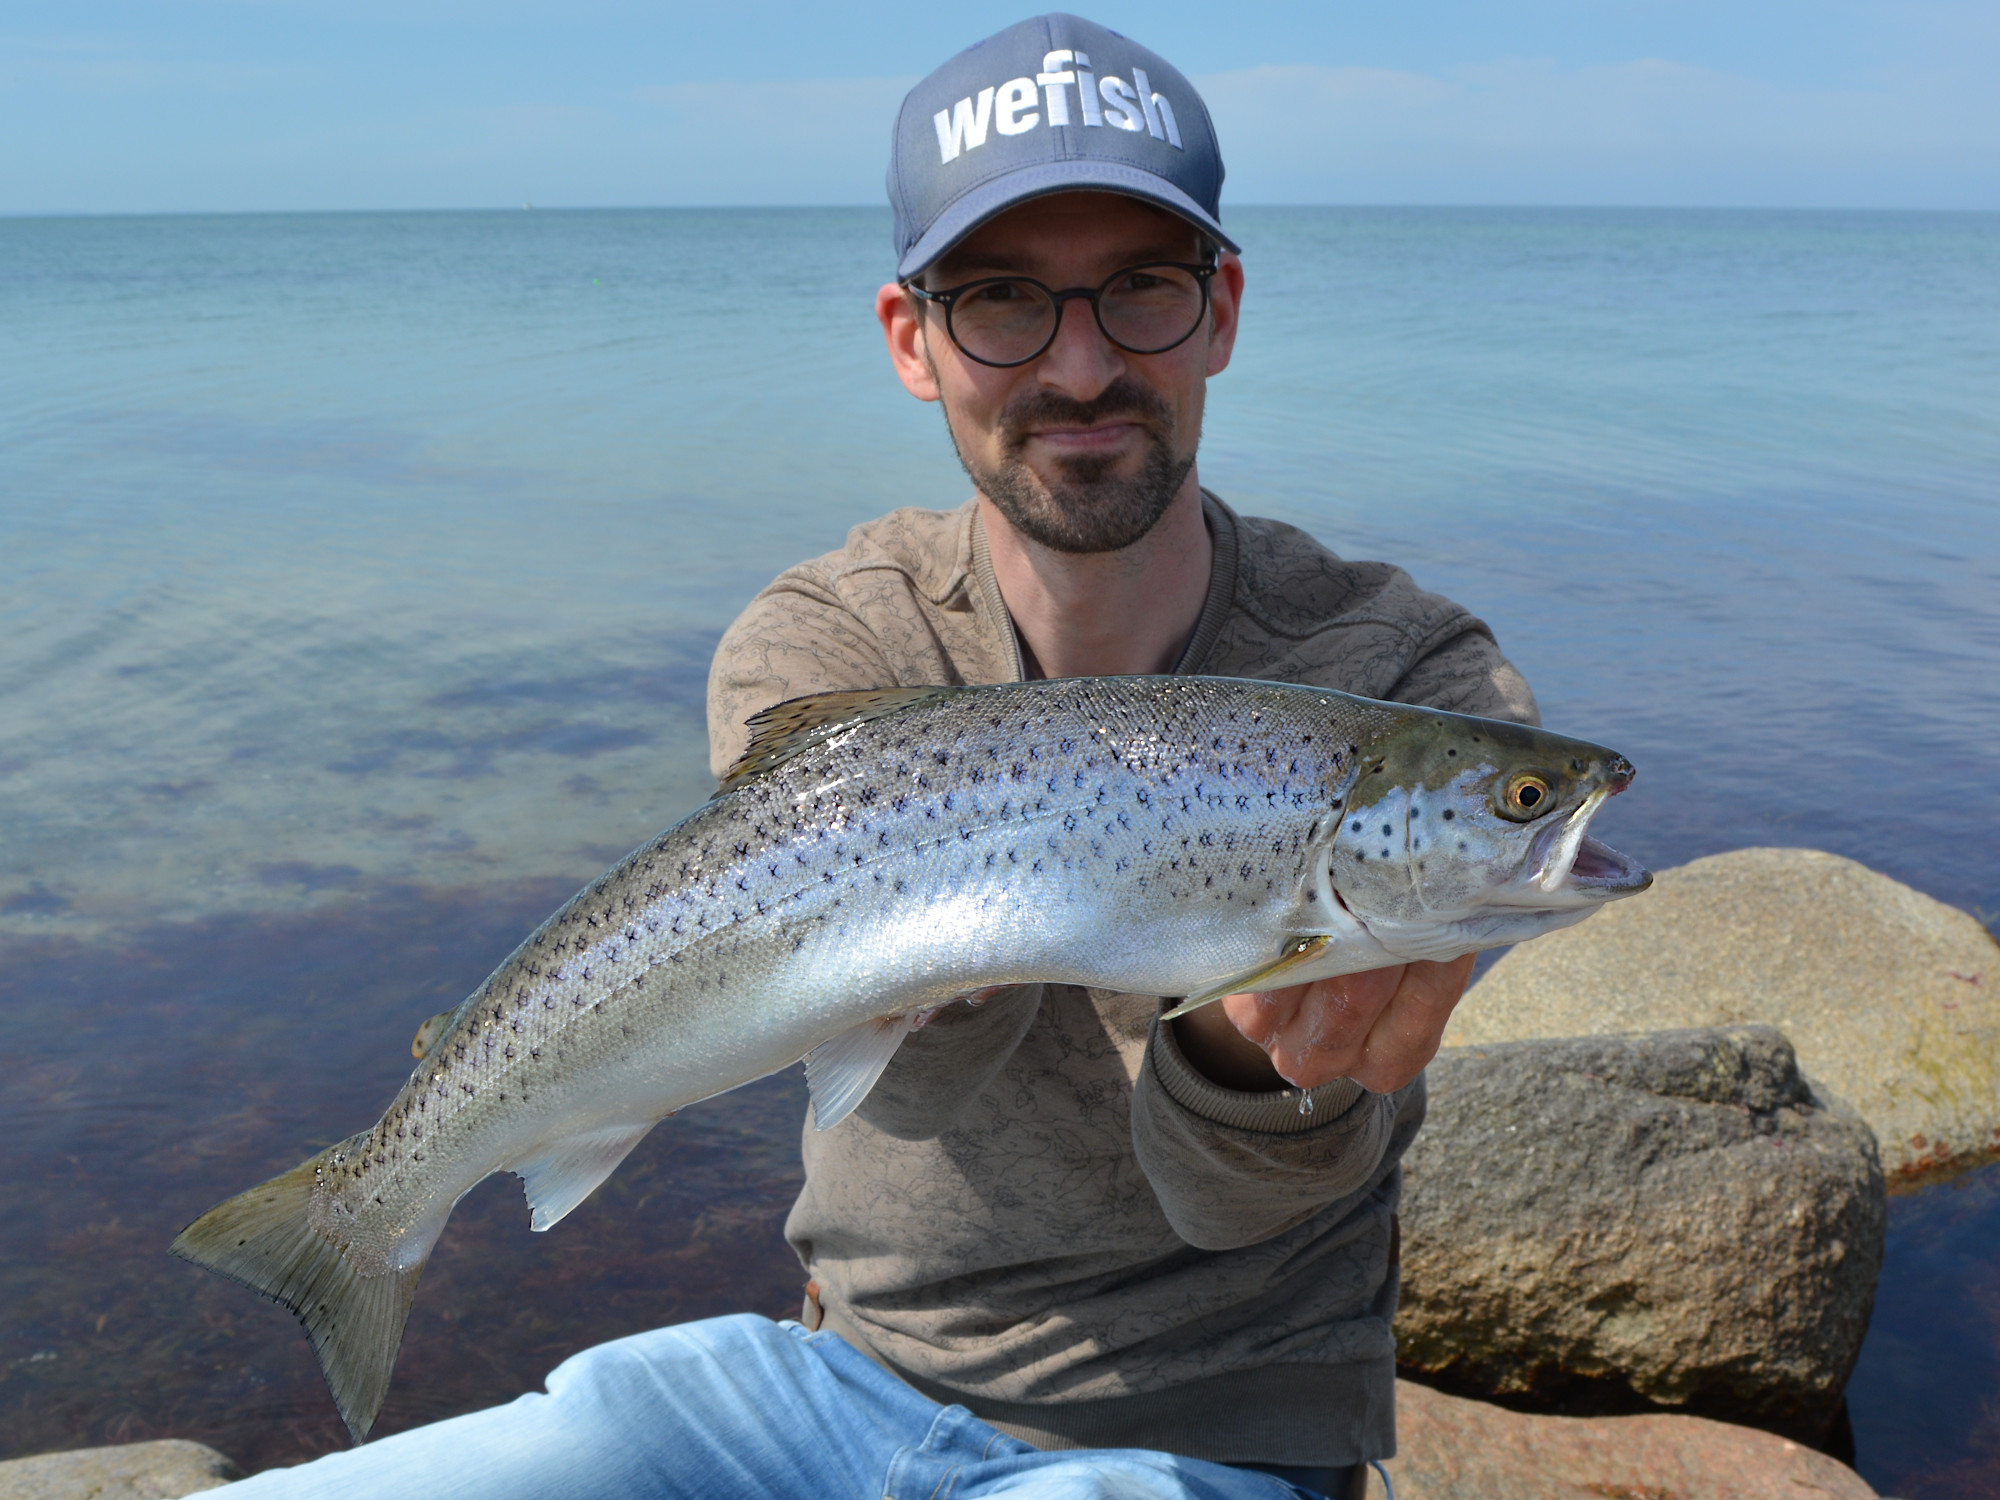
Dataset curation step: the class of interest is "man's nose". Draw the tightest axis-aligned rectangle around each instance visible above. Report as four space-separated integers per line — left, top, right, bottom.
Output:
1032 292 1125 397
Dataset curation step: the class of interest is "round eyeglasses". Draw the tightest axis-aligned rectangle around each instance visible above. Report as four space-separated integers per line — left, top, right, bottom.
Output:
908 261 1218 369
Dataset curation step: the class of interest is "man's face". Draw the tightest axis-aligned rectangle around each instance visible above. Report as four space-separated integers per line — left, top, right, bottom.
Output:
885 192 1242 555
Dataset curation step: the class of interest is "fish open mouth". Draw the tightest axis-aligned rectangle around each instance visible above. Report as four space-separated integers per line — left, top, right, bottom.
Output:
1529 781 1652 898
1563 834 1651 893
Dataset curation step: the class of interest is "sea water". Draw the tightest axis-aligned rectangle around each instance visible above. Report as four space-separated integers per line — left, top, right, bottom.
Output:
1 208 1995 1492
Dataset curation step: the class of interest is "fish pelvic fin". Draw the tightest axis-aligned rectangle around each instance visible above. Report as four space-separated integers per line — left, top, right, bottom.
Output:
170 1139 420 1445
719 686 956 790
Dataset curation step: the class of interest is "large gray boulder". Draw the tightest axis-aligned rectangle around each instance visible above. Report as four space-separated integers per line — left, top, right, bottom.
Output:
0 1440 239 1499
1447 847 2000 1183
1396 1026 1886 1444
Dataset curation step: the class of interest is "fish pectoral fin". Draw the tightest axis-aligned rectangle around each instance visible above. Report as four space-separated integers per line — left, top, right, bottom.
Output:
1159 935 1334 1022
804 1012 921 1132
718 686 956 790
410 1007 456 1061
512 1122 655 1232
170 1133 420 1445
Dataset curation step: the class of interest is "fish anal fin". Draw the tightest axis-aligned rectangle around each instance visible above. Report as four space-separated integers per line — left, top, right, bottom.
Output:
804 1013 920 1131
720 687 955 790
1160 935 1334 1022
512 1122 654 1232
170 1135 419 1444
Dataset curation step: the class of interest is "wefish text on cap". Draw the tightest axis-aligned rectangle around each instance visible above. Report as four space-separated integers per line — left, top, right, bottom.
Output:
932 54 1182 161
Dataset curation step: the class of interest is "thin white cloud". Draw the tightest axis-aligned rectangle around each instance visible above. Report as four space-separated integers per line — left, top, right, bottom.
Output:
6 47 1993 213
0 30 300 93
629 76 915 203
1197 58 1998 207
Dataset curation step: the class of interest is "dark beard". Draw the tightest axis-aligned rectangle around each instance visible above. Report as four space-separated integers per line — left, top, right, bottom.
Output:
951 379 1196 555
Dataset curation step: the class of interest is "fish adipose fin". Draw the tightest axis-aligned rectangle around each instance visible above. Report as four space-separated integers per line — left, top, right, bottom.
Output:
720 686 956 789
410 1006 456 1060
1160 935 1333 1022
513 1122 655 1232
805 1013 921 1131
170 1141 419 1445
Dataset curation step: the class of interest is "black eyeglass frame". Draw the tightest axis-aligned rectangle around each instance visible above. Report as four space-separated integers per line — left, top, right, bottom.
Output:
907 260 1220 369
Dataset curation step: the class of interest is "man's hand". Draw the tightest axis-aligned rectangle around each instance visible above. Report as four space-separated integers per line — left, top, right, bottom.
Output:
1170 955 1478 1096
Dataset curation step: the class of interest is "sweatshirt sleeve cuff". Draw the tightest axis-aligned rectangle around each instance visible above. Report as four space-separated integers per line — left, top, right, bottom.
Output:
1148 1008 1368 1135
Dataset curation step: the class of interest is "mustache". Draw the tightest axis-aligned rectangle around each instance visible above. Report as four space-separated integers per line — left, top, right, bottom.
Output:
999 379 1173 454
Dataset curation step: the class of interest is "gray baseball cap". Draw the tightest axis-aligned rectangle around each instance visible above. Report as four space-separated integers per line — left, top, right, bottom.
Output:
888 13 1238 282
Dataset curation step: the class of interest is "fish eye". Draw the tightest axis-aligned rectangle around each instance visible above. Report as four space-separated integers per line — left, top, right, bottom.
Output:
1496 770 1557 822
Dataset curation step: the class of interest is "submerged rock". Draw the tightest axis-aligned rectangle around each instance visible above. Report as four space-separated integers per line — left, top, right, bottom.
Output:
1397 1025 1886 1444
1448 847 2000 1183
0 1439 240 1499
1388 1377 1878 1499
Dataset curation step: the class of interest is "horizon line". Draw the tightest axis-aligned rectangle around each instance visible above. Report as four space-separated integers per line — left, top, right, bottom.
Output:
5 201 1997 222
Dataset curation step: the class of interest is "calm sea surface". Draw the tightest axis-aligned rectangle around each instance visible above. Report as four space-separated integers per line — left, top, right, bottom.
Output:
2 207 1996 1494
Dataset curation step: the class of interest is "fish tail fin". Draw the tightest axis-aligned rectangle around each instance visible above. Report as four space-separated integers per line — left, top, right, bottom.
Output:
170 1141 420 1444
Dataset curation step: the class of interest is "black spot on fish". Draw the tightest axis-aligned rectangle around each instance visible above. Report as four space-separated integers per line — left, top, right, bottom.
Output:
1350 820 1362 832
1442 809 1455 821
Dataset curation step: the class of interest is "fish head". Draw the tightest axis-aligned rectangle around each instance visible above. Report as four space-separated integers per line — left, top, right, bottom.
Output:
1322 710 1651 961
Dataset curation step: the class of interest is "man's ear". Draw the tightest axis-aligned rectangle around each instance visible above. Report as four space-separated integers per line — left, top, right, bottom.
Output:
878 282 941 403
1203 254 1244 379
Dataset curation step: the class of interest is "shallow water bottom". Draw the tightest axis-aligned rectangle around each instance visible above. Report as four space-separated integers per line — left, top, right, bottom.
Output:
0 881 1994 1498
0 881 809 1473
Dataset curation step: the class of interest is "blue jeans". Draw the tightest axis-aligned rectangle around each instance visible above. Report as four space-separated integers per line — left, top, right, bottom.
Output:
214 1314 1330 1500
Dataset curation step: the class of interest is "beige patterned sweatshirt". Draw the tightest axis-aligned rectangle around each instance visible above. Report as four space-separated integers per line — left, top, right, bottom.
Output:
706 494 1537 1468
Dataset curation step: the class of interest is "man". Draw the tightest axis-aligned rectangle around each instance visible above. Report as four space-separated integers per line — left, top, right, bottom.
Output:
706 13 1535 1498
216 15 1533 1500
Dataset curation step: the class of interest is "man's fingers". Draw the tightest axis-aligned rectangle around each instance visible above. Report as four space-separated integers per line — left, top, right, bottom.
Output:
1344 954 1477 1094
1224 966 1405 1089
1221 956 1478 1093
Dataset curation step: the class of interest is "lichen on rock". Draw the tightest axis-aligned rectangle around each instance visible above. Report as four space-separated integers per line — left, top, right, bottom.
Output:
1447 847 2000 1183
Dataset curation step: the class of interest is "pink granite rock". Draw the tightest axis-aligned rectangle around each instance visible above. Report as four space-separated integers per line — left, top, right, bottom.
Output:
1384 1378 1877 1499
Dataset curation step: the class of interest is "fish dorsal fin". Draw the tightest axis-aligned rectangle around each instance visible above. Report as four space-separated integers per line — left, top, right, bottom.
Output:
512 1121 656 1231
803 1013 921 1131
720 686 955 790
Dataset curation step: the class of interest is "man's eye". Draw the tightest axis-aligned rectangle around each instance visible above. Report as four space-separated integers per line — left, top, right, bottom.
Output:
1117 271 1165 292
967 281 1032 305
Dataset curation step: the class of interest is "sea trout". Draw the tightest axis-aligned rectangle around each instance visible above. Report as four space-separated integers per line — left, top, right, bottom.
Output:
171 675 1650 1440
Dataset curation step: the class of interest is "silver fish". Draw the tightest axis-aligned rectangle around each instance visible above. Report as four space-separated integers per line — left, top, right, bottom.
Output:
171 675 1650 1440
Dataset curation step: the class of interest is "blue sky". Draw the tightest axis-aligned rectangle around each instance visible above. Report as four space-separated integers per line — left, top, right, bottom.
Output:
5 1 1996 214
